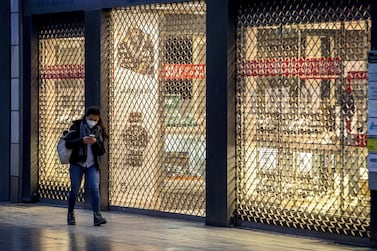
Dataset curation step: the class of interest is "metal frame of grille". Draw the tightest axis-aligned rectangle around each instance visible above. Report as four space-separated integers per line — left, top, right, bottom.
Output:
236 0 371 237
38 16 86 202
107 1 206 216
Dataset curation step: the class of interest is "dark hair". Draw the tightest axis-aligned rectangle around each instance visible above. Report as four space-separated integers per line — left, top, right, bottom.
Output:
82 106 108 138
86 106 100 117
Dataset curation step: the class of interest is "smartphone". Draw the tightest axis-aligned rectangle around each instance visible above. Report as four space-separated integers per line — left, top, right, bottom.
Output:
89 134 95 138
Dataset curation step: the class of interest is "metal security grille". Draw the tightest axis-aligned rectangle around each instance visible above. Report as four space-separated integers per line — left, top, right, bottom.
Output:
38 17 85 201
108 1 206 216
236 1 371 237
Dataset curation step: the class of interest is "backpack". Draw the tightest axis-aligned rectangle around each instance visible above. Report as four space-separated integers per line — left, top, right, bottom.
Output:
57 130 75 164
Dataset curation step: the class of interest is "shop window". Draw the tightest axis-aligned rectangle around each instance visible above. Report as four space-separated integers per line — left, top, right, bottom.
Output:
108 3 206 216
163 36 199 127
54 80 83 123
345 30 368 61
52 42 84 123
257 27 298 58
38 16 85 202
164 37 193 100
237 4 370 237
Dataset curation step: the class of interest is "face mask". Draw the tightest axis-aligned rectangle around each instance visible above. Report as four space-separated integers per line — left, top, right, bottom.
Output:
86 119 97 129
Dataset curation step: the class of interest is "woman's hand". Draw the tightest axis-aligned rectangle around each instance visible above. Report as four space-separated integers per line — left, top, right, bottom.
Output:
82 136 97 145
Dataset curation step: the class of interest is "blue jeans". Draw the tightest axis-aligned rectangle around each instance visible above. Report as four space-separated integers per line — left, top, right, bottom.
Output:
68 164 100 212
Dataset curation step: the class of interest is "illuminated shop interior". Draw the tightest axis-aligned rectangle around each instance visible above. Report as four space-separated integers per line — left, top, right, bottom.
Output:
37 2 207 216
237 17 370 236
38 21 86 201
36 0 370 237
107 2 207 215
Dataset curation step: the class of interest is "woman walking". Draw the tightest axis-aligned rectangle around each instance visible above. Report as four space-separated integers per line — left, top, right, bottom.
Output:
65 106 107 226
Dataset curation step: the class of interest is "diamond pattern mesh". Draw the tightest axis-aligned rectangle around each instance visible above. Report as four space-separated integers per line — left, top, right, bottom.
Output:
38 17 85 201
236 1 371 237
108 2 206 216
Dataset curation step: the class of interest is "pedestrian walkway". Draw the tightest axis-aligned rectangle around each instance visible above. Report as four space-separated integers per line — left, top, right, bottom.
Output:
0 202 374 251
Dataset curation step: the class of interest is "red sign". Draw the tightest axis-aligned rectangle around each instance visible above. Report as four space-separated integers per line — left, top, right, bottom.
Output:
241 57 341 78
355 134 368 147
163 64 206 80
40 64 85 79
346 71 367 82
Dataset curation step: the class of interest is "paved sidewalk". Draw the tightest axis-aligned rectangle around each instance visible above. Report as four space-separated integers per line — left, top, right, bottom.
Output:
0 202 375 251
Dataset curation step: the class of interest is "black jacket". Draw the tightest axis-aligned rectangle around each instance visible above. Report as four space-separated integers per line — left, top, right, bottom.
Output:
65 119 105 165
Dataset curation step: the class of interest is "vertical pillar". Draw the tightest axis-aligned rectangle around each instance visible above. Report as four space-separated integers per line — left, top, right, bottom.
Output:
10 0 21 202
370 0 377 247
0 0 10 201
206 0 237 226
21 13 39 202
85 10 109 211
371 189 377 243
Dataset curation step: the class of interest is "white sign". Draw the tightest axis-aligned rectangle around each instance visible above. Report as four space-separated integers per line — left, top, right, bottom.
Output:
368 81 377 99
368 100 377 116
368 154 377 172
368 63 377 82
368 118 377 136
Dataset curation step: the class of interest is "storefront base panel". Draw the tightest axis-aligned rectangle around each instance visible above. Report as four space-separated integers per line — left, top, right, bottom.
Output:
109 205 205 222
238 220 370 247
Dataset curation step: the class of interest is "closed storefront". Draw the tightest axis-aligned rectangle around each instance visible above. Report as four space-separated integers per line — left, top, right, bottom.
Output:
13 0 377 244
38 15 86 203
35 2 206 216
108 2 206 216
236 0 370 237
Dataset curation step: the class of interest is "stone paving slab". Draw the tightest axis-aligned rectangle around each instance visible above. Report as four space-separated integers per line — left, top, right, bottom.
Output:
0 203 375 251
